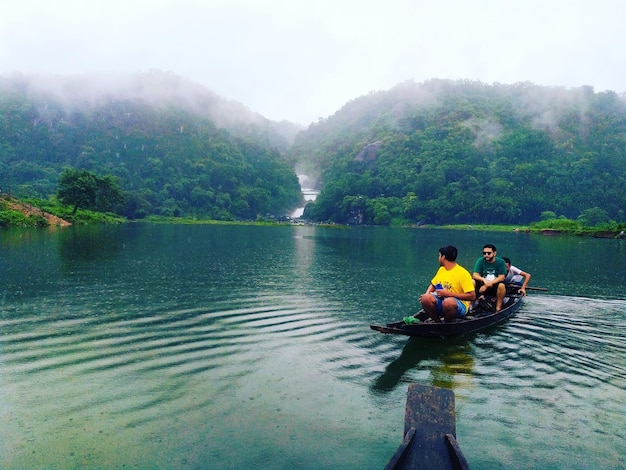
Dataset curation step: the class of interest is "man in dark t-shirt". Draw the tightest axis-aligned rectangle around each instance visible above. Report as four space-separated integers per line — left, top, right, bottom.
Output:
473 243 507 311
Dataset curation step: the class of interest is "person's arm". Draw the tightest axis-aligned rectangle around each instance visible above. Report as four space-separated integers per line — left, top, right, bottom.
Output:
475 272 503 287
457 290 476 301
442 273 478 302
438 288 476 301
518 270 531 295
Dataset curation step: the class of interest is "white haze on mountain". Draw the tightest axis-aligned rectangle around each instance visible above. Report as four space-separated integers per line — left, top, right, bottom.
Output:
1 0 624 125
2 71 267 127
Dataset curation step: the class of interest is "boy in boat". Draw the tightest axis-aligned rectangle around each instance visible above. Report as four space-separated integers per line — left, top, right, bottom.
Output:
420 245 476 323
502 257 532 296
473 244 507 311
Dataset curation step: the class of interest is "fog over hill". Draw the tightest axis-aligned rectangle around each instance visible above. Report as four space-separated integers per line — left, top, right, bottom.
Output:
0 70 304 150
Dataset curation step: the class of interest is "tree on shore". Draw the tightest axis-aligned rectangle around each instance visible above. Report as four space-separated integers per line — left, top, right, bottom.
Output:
57 169 124 215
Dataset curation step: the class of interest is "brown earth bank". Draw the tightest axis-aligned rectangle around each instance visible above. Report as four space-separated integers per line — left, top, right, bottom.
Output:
593 230 626 239
0 195 72 226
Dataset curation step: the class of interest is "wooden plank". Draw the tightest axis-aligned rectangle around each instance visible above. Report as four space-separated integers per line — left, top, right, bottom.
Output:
402 384 456 469
385 384 470 469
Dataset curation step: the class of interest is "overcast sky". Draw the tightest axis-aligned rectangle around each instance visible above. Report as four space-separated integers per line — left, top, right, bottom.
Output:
1 0 624 125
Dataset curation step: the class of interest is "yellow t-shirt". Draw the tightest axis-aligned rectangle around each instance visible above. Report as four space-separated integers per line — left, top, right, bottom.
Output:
430 264 475 310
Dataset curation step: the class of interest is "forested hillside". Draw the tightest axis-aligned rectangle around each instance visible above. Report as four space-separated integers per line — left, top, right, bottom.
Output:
289 80 626 225
2 74 625 226
0 72 303 220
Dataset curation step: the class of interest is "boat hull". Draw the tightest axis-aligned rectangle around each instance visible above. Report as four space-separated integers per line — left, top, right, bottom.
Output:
371 295 523 337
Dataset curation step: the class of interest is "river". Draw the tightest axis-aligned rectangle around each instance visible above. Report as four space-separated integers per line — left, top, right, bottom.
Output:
1 224 624 469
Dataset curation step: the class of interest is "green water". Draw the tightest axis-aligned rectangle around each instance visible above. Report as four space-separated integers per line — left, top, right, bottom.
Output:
1 224 624 469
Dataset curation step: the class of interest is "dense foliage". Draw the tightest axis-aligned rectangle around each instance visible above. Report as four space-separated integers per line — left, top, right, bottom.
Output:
57 169 124 214
2 74 625 227
0 74 302 220
290 80 626 226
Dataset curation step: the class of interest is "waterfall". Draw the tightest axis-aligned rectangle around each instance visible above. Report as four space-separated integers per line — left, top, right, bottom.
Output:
290 174 319 218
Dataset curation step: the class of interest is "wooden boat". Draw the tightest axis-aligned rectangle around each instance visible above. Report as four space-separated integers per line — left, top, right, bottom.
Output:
370 294 523 338
385 383 469 470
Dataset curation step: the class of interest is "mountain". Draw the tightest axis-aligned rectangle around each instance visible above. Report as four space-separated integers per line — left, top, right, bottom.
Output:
287 79 626 225
2 73 625 226
0 71 303 220
1 70 304 151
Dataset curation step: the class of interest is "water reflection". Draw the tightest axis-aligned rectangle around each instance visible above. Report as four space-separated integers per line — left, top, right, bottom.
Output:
57 225 127 263
371 337 474 392
430 345 475 390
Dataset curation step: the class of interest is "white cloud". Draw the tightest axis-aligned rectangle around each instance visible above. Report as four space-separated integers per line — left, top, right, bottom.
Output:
1 0 624 124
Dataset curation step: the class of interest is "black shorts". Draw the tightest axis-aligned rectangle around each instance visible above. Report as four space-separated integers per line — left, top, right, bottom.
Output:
476 281 502 297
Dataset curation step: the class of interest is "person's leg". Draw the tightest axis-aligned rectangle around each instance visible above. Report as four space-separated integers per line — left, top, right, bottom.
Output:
495 283 506 311
442 298 465 322
421 294 442 323
475 280 486 298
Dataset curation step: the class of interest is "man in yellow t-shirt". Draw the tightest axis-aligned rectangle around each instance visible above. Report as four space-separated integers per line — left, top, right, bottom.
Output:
420 245 476 323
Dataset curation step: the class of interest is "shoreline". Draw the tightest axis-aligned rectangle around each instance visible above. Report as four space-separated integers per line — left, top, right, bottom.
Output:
2 196 625 238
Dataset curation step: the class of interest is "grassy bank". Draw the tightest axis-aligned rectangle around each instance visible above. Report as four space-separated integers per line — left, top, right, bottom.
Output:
438 221 626 238
0 196 125 227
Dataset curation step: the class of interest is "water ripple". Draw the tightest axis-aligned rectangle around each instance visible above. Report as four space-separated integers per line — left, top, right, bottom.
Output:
1 293 371 392
2 289 624 470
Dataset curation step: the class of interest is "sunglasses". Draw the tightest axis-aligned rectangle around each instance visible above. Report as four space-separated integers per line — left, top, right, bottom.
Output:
483 251 493 255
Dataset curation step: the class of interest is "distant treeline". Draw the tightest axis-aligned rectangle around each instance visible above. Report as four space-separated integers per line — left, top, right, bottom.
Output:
288 79 626 226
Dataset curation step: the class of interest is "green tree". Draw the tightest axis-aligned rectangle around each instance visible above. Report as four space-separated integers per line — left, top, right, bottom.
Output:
94 174 125 213
577 207 611 227
57 169 98 214
57 169 124 215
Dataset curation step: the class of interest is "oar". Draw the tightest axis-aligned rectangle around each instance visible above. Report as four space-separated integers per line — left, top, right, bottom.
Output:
525 286 548 291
